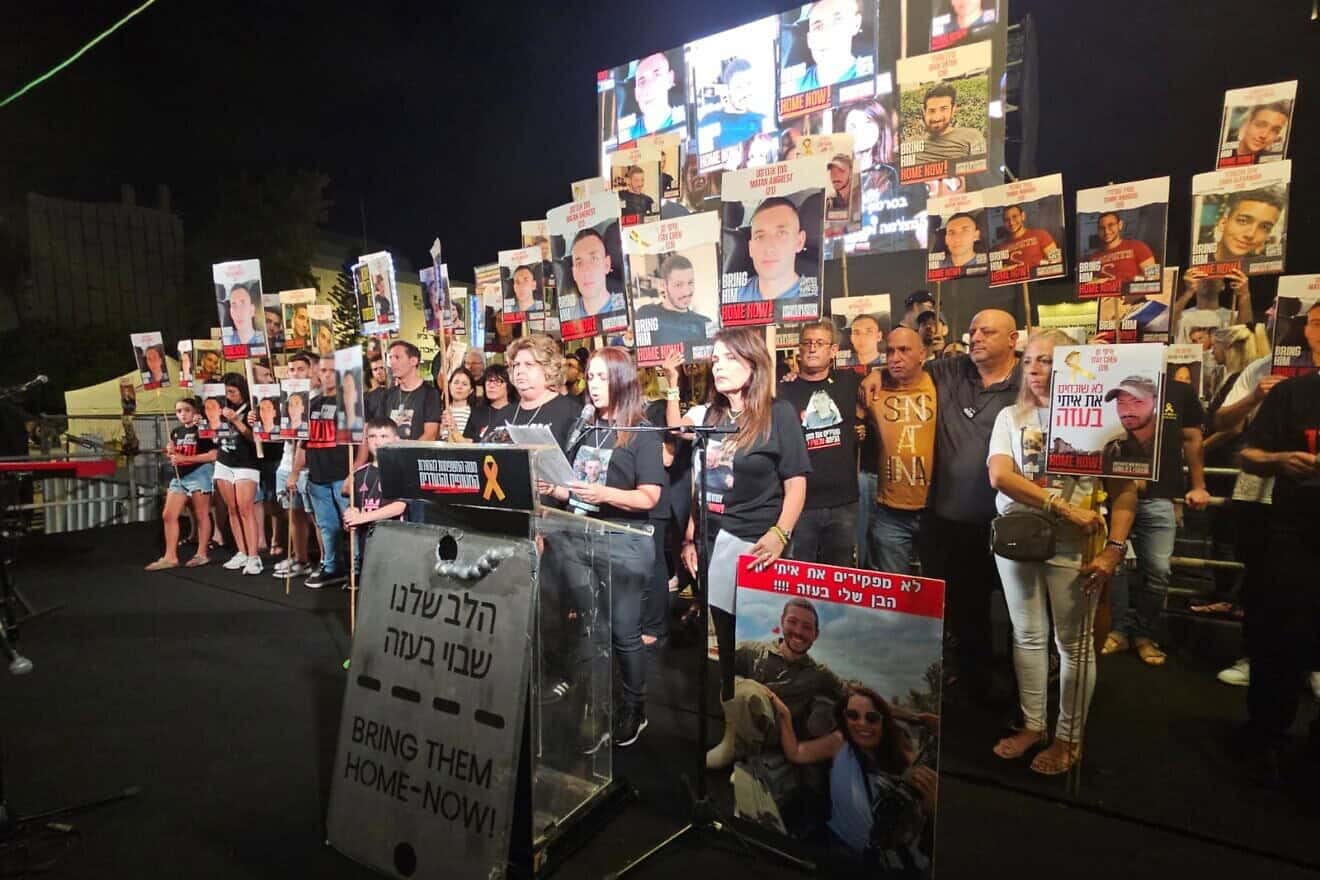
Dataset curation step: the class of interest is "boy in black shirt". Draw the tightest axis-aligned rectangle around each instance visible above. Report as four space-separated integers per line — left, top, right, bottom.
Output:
147 397 218 570
344 418 408 573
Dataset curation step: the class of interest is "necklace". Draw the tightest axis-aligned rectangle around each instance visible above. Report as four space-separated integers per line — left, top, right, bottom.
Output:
512 400 549 425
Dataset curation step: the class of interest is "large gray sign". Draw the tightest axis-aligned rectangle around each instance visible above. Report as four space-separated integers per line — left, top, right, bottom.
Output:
327 521 536 879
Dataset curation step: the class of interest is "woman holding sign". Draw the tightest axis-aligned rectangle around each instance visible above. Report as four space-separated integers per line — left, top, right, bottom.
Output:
986 330 1138 775
214 372 265 577
682 327 810 769
541 347 665 748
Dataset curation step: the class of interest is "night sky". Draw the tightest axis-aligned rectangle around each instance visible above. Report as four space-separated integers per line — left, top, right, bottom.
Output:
4 0 1316 285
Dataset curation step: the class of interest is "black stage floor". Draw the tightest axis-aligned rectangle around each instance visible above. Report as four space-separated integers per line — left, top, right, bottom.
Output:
2 523 1317 878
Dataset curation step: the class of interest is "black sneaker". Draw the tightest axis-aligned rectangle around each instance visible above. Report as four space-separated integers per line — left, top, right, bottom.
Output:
540 679 572 705
613 704 648 748
305 567 347 590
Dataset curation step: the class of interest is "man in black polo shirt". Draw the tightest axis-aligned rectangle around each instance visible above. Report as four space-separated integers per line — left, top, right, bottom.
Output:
779 321 862 566
919 309 1021 700
1237 372 1320 777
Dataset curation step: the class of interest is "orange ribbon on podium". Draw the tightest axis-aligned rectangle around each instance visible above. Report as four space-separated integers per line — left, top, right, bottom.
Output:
482 455 505 501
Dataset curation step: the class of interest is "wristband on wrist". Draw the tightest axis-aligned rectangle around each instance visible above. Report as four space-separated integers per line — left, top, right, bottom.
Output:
770 525 790 546
1104 539 1125 553
665 388 680 401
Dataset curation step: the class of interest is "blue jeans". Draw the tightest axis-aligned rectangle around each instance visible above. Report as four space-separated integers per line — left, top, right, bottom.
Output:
856 471 879 569
868 504 922 575
306 479 349 575
1111 498 1176 642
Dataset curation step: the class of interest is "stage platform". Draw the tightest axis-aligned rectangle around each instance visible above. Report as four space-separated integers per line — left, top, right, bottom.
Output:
2 523 1316 878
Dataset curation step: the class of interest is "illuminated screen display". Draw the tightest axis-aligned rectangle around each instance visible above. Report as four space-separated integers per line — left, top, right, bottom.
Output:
598 0 1006 259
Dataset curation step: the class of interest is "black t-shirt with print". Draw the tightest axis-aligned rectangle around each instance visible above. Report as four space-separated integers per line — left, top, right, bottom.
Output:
306 393 345 485
507 394 583 453
383 383 443 440
464 401 517 442
170 424 215 477
775 371 860 509
364 387 388 423
1146 378 1205 500
567 420 667 522
701 398 812 542
352 462 404 521
216 403 258 469
1245 372 1320 530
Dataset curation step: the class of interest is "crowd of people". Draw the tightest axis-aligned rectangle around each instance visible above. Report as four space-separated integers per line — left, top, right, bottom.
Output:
147 280 1318 813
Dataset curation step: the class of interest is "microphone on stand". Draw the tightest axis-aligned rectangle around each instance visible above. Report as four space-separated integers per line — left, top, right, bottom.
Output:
566 402 596 451
0 375 47 397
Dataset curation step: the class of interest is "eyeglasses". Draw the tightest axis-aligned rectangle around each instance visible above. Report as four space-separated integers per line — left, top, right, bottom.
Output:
845 709 882 723
799 339 833 350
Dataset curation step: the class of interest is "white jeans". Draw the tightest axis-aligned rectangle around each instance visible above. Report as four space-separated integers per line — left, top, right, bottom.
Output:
994 556 1098 743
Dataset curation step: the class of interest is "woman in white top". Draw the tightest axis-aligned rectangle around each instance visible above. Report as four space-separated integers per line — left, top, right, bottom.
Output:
987 330 1138 775
441 367 476 440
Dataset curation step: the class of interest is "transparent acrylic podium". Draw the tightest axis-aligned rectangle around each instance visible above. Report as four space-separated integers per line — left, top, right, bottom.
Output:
352 441 633 878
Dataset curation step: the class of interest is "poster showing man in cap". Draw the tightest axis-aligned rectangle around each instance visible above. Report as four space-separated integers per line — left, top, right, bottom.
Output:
1047 343 1165 481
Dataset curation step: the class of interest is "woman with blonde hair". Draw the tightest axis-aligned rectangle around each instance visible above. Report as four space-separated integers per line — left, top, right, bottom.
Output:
987 330 1139 774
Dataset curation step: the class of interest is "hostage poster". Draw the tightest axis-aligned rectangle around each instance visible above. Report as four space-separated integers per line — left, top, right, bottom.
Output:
719 156 828 328
1189 162 1289 279
131 331 169 391
1047 343 1166 481
548 190 628 341
213 259 267 359
982 174 1066 287
520 219 559 334
732 556 944 876
925 190 987 282
897 42 991 186
358 251 401 336
1217 80 1296 168
1271 274 1320 378
623 211 721 366
498 245 545 327
1075 177 1168 298
279 288 317 353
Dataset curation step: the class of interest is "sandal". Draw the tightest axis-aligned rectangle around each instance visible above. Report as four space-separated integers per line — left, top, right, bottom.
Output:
993 729 1048 760
1101 632 1129 655
145 557 179 572
1031 740 1082 776
185 555 210 568
1135 639 1167 666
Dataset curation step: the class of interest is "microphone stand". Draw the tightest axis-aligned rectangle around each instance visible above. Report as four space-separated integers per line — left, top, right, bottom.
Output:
609 423 812 878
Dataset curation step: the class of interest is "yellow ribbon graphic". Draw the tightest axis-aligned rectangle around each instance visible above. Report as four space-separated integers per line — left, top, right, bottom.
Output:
482 455 506 501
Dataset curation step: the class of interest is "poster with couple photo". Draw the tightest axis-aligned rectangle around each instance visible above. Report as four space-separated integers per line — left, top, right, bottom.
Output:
719 157 828 328
1075 177 1169 298
897 42 991 185
610 147 663 224
130 331 169 391
1216 80 1296 169
334 347 365 445
982 174 1066 287
357 251 401 336
1271 274 1320 378
1046 343 1166 480
1189 162 1290 279
280 378 310 441
212 259 267 359
250 383 282 443
278 288 317 352
623 211 722 366
548 190 628 341
732 558 945 875
925 190 987 282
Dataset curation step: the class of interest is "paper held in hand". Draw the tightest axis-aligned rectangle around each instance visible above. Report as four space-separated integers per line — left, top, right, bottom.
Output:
503 426 579 487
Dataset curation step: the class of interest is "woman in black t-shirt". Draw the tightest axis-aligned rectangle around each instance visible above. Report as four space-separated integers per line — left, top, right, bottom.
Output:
505 335 582 450
146 397 218 571
679 328 810 767
214 372 264 576
462 364 518 442
542 347 664 748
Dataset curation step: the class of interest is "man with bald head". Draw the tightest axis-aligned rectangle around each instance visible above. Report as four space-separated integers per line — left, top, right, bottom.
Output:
919 309 1021 703
860 326 936 574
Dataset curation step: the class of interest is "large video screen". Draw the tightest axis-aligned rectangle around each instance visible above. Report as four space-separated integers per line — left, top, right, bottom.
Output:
598 0 1007 259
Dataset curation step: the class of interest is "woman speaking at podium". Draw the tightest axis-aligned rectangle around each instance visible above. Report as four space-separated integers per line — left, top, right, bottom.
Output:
681 328 810 768
541 347 665 749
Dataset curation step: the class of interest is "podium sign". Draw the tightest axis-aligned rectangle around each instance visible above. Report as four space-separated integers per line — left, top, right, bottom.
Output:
327 521 537 879
378 442 537 511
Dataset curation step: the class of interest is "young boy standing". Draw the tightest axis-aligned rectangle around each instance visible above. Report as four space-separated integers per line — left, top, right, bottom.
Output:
342 418 408 571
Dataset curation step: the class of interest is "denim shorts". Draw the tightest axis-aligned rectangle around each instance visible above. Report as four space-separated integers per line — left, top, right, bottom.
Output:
275 465 312 511
168 463 214 495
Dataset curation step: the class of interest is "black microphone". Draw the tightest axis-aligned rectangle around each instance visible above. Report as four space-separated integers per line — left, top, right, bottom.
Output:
567 402 596 450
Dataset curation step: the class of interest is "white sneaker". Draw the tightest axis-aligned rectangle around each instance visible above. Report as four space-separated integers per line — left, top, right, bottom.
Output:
243 556 264 576
222 553 250 570
1217 658 1249 687
272 559 293 576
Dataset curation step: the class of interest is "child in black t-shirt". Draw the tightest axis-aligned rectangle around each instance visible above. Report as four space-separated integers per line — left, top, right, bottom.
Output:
343 418 408 572
147 397 218 571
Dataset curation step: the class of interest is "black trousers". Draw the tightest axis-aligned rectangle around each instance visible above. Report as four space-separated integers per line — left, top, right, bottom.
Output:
917 514 1000 684
788 503 858 568
1245 529 1320 742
